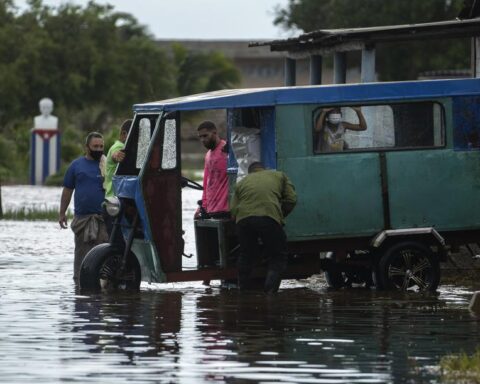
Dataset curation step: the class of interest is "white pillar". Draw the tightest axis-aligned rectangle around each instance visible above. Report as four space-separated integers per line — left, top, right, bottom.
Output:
361 45 376 83
359 45 376 147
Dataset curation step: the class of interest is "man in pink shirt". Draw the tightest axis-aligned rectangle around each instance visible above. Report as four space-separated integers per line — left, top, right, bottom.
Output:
196 120 229 219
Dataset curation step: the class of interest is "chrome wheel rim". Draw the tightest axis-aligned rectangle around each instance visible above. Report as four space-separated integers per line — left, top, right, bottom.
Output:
387 249 433 291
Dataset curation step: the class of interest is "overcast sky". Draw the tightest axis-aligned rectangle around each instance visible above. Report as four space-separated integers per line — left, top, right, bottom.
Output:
15 0 295 40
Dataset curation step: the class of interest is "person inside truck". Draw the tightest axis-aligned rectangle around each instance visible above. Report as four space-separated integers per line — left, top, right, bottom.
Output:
314 107 367 152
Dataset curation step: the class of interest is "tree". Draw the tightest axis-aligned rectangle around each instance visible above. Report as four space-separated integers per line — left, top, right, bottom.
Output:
274 0 470 81
0 0 241 182
0 0 175 126
172 43 241 96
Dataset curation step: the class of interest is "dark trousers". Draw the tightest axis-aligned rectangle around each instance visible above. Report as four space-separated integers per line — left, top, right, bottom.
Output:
102 208 125 247
236 216 287 292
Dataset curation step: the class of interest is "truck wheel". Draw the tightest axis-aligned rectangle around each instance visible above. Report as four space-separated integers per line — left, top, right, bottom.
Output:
324 269 346 289
372 265 384 290
79 243 141 292
378 241 440 292
324 266 373 289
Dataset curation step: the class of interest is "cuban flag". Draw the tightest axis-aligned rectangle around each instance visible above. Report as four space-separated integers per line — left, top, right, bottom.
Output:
30 129 61 185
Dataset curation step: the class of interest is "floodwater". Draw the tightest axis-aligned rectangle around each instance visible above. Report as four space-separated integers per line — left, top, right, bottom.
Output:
1 185 480 383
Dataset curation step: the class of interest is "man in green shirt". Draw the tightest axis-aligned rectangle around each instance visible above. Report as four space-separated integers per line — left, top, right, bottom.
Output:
230 162 297 293
103 119 131 239
104 119 132 198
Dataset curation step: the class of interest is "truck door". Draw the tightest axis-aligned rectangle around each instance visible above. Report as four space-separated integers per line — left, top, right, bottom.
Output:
141 112 182 272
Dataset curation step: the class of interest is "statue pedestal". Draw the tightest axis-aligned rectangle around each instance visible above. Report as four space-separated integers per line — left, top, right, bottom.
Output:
30 123 60 185
30 99 61 185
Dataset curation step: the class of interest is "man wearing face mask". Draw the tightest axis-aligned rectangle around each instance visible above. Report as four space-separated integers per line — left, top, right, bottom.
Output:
315 107 367 152
59 132 109 283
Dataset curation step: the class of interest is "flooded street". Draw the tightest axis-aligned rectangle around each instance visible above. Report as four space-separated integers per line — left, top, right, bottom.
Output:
1 186 480 383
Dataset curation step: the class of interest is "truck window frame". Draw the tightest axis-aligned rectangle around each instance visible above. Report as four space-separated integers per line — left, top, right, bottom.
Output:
312 100 446 154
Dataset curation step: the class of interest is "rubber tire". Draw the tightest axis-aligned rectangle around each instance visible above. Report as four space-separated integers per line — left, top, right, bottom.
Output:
325 267 373 289
79 243 141 292
372 265 384 290
324 269 345 289
378 241 440 292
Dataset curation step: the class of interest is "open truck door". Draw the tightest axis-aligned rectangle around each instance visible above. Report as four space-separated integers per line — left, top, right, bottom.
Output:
141 112 183 273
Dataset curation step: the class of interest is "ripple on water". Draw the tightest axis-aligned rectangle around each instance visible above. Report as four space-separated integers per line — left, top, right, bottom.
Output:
1 187 480 383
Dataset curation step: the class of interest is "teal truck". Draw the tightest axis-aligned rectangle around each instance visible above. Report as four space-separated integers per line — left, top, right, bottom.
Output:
80 77 480 292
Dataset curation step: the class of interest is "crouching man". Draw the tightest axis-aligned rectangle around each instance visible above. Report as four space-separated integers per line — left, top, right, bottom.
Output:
230 162 297 293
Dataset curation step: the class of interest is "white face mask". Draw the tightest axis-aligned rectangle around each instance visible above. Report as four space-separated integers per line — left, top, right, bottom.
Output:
328 113 342 125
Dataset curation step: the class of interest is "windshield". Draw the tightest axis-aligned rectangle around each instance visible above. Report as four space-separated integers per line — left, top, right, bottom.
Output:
117 113 161 176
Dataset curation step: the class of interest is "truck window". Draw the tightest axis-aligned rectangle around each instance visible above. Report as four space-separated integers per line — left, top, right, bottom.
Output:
161 118 177 170
228 107 276 180
136 118 151 169
313 101 444 153
117 114 159 176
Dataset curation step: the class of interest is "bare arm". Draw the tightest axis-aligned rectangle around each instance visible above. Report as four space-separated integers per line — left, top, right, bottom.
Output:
112 149 126 163
343 107 367 131
314 109 329 133
59 187 73 229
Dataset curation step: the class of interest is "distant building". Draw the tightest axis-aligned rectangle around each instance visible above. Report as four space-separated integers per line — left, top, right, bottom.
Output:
157 39 365 88
157 39 360 145
418 69 471 80
157 39 316 88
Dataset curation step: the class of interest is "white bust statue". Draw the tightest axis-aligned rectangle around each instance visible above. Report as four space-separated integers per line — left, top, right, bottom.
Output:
34 98 58 130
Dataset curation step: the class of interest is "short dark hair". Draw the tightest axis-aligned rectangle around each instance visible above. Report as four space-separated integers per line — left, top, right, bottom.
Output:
197 120 217 132
327 108 342 115
248 161 264 173
120 119 132 134
85 132 103 146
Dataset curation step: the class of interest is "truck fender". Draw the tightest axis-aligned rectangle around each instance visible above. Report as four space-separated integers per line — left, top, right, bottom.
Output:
371 227 446 259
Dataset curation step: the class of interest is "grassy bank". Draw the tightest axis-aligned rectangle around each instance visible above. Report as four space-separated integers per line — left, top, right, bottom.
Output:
440 348 480 383
0 207 72 221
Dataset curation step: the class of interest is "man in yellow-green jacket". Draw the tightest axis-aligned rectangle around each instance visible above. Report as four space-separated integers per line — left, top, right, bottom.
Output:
230 162 297 293
104 119 132 198
103 119 132 239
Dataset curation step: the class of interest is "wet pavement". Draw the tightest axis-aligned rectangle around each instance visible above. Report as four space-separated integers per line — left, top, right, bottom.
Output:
1 186 480 383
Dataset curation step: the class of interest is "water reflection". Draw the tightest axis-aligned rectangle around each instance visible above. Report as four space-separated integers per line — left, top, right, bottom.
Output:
63 287 480 383
1 186 480 383
73 291 182 357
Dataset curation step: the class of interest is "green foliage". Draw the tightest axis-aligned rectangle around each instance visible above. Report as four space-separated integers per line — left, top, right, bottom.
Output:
0 0 175 123
0 0 241 182
274 0 464 31
181 168 203 182
440 348 480 383
173 43 241 95
0 135 17 179
44 163 69 186
274 0 470 81
0 117 31 182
